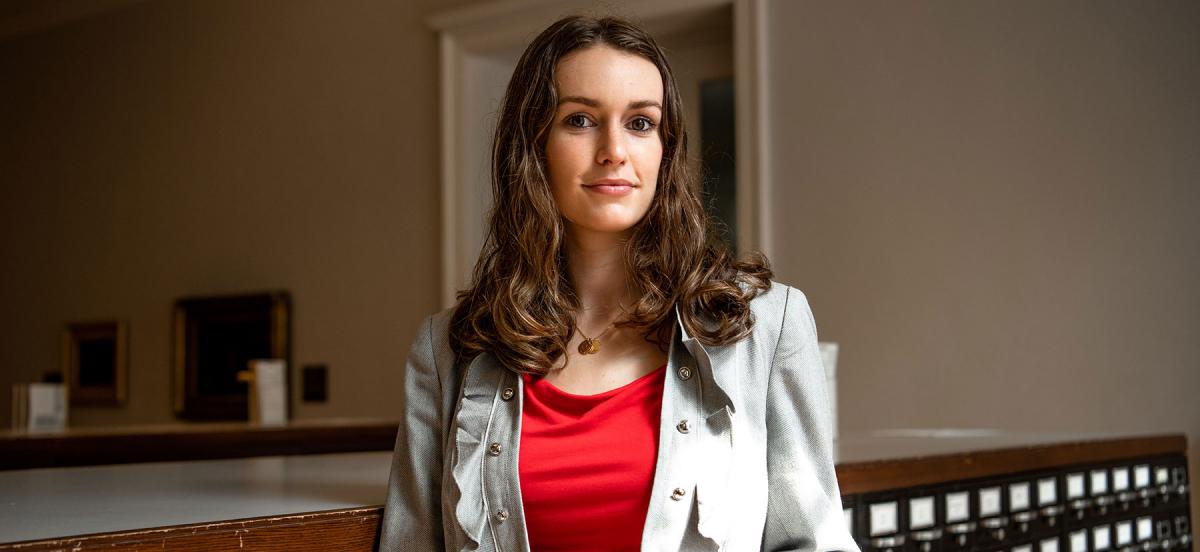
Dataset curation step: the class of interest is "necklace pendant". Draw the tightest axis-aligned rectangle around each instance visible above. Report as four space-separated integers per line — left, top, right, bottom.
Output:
578 338 600 355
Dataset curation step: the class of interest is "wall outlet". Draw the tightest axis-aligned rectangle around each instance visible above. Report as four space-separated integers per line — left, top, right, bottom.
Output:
302 364 328 403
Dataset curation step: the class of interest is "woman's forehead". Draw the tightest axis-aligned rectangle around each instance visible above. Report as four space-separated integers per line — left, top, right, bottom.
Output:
555 45 663 106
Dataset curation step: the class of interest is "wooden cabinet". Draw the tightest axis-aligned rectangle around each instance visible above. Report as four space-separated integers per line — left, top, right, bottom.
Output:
838 433 1191 552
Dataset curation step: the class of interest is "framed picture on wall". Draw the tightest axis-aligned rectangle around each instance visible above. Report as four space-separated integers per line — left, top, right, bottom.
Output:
172 291 291 421
62 320 129 407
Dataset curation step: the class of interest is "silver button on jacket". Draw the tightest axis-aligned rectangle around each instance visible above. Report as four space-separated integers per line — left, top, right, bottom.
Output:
380 283 860 552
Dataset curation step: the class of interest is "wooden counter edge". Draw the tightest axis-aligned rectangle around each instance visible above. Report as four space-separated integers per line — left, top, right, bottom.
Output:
0 422 401 470
0 506 387 551
835 433 1188 495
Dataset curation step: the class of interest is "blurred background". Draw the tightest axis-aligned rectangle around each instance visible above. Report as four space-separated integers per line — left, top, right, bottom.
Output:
0 0 1196 508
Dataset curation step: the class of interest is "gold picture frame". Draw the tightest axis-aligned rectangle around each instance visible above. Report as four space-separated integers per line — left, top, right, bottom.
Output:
62 320 128 407
171 291 291 421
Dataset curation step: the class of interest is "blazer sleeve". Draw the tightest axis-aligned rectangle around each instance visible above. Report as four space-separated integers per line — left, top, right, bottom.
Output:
379 315 446 551
761 286 860 552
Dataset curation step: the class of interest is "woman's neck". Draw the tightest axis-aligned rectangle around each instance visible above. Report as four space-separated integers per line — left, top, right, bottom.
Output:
564 226 635 325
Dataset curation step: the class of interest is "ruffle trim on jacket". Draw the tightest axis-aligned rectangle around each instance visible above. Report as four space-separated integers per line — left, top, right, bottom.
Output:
448 353 501 550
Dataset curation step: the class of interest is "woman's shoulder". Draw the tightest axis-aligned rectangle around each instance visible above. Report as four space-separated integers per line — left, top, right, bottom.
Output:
746 280 805 317
427 305 457 336
746 281 816 343
405 306 459 376
405 305 457 346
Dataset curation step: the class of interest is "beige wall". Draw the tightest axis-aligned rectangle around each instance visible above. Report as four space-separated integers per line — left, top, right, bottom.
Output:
765 0 1199 514
0 0 464 426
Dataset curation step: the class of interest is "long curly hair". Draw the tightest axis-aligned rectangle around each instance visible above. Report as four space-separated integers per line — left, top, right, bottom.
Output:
449 15 772 374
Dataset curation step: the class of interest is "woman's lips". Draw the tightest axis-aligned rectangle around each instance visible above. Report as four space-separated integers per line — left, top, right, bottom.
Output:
584 179 635 196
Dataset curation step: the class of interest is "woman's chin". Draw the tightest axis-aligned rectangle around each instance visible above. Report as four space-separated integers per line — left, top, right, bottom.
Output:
565 217 644 237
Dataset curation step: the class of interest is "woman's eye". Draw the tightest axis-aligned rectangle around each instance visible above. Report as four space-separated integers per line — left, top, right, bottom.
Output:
628 117 657 133
565 114 592 128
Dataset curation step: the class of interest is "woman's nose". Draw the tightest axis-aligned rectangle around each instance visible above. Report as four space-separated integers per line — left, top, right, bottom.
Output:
596 123 628 166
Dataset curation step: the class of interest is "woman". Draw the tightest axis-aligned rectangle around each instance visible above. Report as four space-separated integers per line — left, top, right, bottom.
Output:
380 15 857 552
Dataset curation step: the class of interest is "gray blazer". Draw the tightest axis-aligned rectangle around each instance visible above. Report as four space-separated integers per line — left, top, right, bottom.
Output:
380 283 859 552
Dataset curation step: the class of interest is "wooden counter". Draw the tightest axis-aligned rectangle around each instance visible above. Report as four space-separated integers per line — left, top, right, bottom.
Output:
0 431 1190 551
1 508 383 551
0 451 392 548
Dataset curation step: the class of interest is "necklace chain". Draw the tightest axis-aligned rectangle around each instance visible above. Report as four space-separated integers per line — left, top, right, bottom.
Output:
576 304 626 355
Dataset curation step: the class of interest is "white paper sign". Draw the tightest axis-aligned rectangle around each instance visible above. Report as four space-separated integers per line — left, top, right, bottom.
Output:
979 487 1002 517
1010 482 1031 511
1070 530 1087 552
1039 477 1058 505
1116 521 1133 546
869 502 897 536
909 496 934 529
250 359 288 426
818 342 839 449
1041 537 1060 552
1155 467 1169 485
1134 465 1151 488
1090 470 1108 495
1014 545 1033 552
1112 468 1130 492
1066 473 1085 499
1137 517 1153 541
27 383 67 433
1093 526 1111 551
946 492 969 523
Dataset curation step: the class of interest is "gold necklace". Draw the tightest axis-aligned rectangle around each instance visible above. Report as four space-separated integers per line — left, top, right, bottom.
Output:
576 323 615 355
576 304 627 355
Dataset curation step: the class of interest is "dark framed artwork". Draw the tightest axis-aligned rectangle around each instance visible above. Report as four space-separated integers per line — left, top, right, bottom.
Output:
172 291 291 421
62 320 128 406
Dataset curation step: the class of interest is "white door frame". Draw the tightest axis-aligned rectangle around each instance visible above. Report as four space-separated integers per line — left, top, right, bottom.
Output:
426 0 771 307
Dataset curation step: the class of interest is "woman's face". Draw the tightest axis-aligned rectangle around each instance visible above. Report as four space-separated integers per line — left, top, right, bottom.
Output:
544 45 664 237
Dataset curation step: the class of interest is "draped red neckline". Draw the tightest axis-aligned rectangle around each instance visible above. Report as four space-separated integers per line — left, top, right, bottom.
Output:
518 364 667 551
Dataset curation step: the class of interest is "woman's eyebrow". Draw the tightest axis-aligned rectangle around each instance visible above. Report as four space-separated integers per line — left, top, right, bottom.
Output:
558 96 662 110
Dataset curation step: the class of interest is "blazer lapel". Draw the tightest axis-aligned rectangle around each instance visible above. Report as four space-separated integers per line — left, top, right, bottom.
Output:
673 305 738 548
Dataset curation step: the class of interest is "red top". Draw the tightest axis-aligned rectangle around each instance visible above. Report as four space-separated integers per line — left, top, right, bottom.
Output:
518 365 667 552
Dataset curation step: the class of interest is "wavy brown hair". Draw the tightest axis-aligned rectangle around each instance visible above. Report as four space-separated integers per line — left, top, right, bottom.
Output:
449 15 772 374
